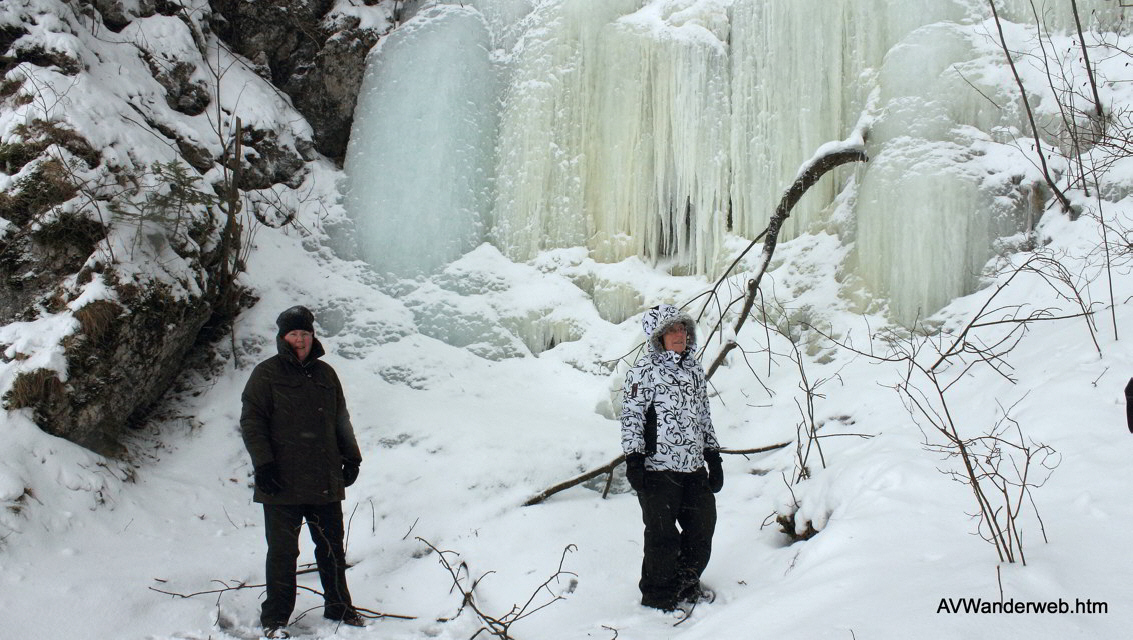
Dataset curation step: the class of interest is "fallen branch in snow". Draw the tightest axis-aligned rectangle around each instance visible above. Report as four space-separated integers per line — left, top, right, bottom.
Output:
418 537 576 639
148 579 416 621
702 145 868 380
720 442 793 456
522 442 790 507
522 456 626 507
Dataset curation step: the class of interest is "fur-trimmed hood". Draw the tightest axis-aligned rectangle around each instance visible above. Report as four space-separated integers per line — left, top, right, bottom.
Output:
642 304 697 355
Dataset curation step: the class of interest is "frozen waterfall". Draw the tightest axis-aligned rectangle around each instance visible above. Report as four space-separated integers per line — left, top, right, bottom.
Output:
344 0 1120 324
343 6 498 277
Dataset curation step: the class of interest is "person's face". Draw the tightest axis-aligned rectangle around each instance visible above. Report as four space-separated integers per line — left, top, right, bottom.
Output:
284 329 314 361
662 323 688 353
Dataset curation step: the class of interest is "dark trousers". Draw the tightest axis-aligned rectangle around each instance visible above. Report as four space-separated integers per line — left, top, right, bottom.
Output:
637 468 717 609
261 502 353 627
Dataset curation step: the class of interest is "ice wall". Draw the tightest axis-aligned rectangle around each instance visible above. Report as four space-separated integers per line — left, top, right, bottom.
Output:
343 5 498 277
344 0 1125 328
851 3 1123 322
491 0 732 275
853 21 1023 322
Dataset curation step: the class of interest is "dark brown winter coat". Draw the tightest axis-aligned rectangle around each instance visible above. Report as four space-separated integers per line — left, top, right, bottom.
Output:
240 336 362 504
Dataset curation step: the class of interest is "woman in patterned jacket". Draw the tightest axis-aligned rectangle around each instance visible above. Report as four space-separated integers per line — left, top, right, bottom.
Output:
621 303 724 611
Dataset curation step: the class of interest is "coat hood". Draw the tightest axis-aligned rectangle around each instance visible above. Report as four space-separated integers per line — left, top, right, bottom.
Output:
642 304 697 355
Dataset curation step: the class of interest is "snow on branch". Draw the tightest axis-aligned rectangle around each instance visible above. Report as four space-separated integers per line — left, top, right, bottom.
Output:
703 139 868 380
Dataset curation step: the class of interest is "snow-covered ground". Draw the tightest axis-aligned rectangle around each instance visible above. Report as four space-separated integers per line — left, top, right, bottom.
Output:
1 184 1131 639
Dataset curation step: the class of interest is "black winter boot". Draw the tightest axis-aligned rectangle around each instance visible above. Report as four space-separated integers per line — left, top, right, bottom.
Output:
677 580 716 604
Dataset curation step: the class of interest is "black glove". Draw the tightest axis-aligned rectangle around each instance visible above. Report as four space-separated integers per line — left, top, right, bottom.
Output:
1125 377 1132 434
705 449 723 494
625 453 646 494
343 461 360 487
254 462 283 496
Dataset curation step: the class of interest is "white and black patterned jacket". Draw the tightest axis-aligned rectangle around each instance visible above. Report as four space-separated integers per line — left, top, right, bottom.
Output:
621 304 720 472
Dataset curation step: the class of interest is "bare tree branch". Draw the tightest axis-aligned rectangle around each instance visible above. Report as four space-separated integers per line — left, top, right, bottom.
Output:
988 0 1072 212
705 147 867 380
148 579 415 621
1070 0 1105 119
523 456 625 507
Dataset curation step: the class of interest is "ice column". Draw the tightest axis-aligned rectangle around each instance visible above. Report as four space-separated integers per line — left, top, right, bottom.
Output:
490 0 639 260
585 0 733 275
728 0 970 239
491 0 733 276
343 6 499 278
852 22 1029 323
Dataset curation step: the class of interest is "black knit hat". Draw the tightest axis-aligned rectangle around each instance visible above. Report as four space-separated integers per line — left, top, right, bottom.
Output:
276 305 315 337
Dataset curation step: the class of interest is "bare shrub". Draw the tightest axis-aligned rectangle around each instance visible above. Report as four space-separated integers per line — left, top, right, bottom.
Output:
418 537 578 640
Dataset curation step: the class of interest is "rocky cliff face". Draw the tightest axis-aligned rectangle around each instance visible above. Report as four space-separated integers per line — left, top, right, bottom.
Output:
0 0 391 456
209 0 390 163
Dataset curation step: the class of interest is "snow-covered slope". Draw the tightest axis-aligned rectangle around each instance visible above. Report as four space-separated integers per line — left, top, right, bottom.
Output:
2 185 1131 640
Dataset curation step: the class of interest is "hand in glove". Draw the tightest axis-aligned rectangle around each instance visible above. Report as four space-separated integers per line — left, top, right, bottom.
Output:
254 462 284 496
625 453 646 494
705 449 723 493
343 461 360 487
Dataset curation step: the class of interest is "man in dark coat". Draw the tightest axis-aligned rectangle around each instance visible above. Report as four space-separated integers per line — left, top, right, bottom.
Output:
621 304 724 612
240 305 365 638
